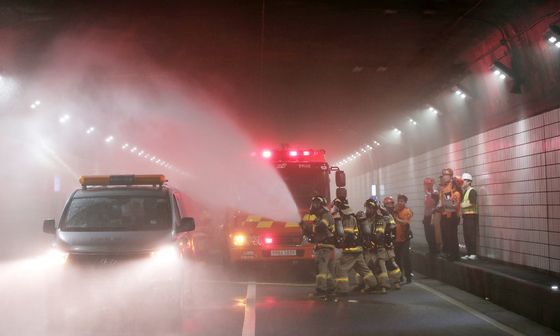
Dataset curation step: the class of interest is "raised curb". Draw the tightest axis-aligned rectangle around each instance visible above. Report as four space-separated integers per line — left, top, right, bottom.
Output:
411 252 560 332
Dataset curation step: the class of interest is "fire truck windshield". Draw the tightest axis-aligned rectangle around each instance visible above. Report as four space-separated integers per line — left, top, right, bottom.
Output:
276 164 330 211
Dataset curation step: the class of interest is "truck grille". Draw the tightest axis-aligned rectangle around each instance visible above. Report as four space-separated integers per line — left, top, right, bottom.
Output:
274 235 304 246
68 253 152 267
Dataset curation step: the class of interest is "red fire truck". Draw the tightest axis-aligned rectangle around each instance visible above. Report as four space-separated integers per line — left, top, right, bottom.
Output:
224 147 345 264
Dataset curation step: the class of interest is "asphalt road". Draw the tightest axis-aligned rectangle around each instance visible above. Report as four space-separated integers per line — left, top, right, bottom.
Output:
180 262 557 336
0 260 557 336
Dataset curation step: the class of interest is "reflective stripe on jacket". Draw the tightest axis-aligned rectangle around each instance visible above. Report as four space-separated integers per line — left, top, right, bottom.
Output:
461 187 478 215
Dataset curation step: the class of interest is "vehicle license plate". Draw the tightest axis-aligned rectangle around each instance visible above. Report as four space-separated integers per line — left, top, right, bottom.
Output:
270 250 297 256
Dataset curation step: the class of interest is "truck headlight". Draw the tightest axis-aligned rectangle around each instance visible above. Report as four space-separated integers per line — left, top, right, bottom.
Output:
151 245 179 262
232 233 247 247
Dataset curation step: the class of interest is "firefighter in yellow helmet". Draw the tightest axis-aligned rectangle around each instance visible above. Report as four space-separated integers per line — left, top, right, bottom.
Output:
382 196 403 289
357 197 391 293
301 195 336 295
331 197 377 295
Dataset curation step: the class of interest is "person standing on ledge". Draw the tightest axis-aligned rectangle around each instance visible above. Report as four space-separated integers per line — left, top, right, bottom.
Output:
461 173 479 261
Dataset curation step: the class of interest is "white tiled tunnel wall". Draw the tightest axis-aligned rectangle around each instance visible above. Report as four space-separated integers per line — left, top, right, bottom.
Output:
345 108 560 274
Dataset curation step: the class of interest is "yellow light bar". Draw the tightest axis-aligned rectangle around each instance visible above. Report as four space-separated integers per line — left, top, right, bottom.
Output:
79 175 166 187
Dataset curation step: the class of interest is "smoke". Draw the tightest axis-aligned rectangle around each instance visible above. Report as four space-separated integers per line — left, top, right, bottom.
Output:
0 25 303 334
1 25 300 253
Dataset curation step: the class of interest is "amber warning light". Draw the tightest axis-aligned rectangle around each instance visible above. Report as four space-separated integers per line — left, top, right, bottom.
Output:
79 174 166 187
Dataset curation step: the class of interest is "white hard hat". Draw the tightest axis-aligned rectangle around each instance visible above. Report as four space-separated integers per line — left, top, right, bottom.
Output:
462 173 473 181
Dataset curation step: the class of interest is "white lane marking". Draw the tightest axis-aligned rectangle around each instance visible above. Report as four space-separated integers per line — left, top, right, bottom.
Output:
242 282 256 336
414 282 524 336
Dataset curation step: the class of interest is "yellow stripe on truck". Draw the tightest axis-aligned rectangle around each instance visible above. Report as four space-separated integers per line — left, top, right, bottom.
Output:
256 221 273 228
285 222 300 228
246 215 262 222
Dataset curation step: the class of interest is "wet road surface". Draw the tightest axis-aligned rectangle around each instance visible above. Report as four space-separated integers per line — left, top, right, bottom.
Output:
0 259 557 336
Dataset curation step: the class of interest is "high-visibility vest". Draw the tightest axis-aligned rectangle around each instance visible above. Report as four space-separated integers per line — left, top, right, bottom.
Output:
461 187 478 215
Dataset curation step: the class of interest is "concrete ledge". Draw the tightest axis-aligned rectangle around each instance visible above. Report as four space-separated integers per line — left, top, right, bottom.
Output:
411 252 560 332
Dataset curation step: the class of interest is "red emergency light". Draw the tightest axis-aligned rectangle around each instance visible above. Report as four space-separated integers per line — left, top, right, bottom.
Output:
264 237 273 245
257 148 326 162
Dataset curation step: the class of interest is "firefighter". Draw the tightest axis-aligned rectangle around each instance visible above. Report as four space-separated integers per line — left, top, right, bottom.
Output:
394 194 413 283
300 196 336 295
438 168 462 261
358 198 391 293
461 173 479 260
331 197 377 295
423 177 439 255
382 196 403 289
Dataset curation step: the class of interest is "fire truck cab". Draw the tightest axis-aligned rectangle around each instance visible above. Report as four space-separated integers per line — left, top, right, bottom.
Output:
225 148 344 264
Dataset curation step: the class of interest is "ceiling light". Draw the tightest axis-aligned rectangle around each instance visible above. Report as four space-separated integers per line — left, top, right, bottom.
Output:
86 127 95 134
452 85 471 99
544 25 560 47
394 128 401 134
490 61 513 79
105 136 114 143
490 60 523 94
122 143 129 149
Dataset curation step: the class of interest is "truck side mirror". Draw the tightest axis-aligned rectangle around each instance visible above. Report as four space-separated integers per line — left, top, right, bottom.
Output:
43 219 56 234
335 171 346 187
177 217 196 233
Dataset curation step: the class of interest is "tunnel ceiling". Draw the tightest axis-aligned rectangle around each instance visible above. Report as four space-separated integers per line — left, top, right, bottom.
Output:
0 0 543 160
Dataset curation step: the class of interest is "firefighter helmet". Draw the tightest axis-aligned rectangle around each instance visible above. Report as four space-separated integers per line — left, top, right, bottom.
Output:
462 172 473 181
310 196 328 213
383 196 394 206
364 198 379 217
364 198 378 209
442 168 453 176
332 197 349 210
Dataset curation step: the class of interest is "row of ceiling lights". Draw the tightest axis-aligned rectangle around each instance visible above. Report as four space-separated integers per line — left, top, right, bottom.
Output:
336 24 560 167
33 103 179 171
336 101 449 167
